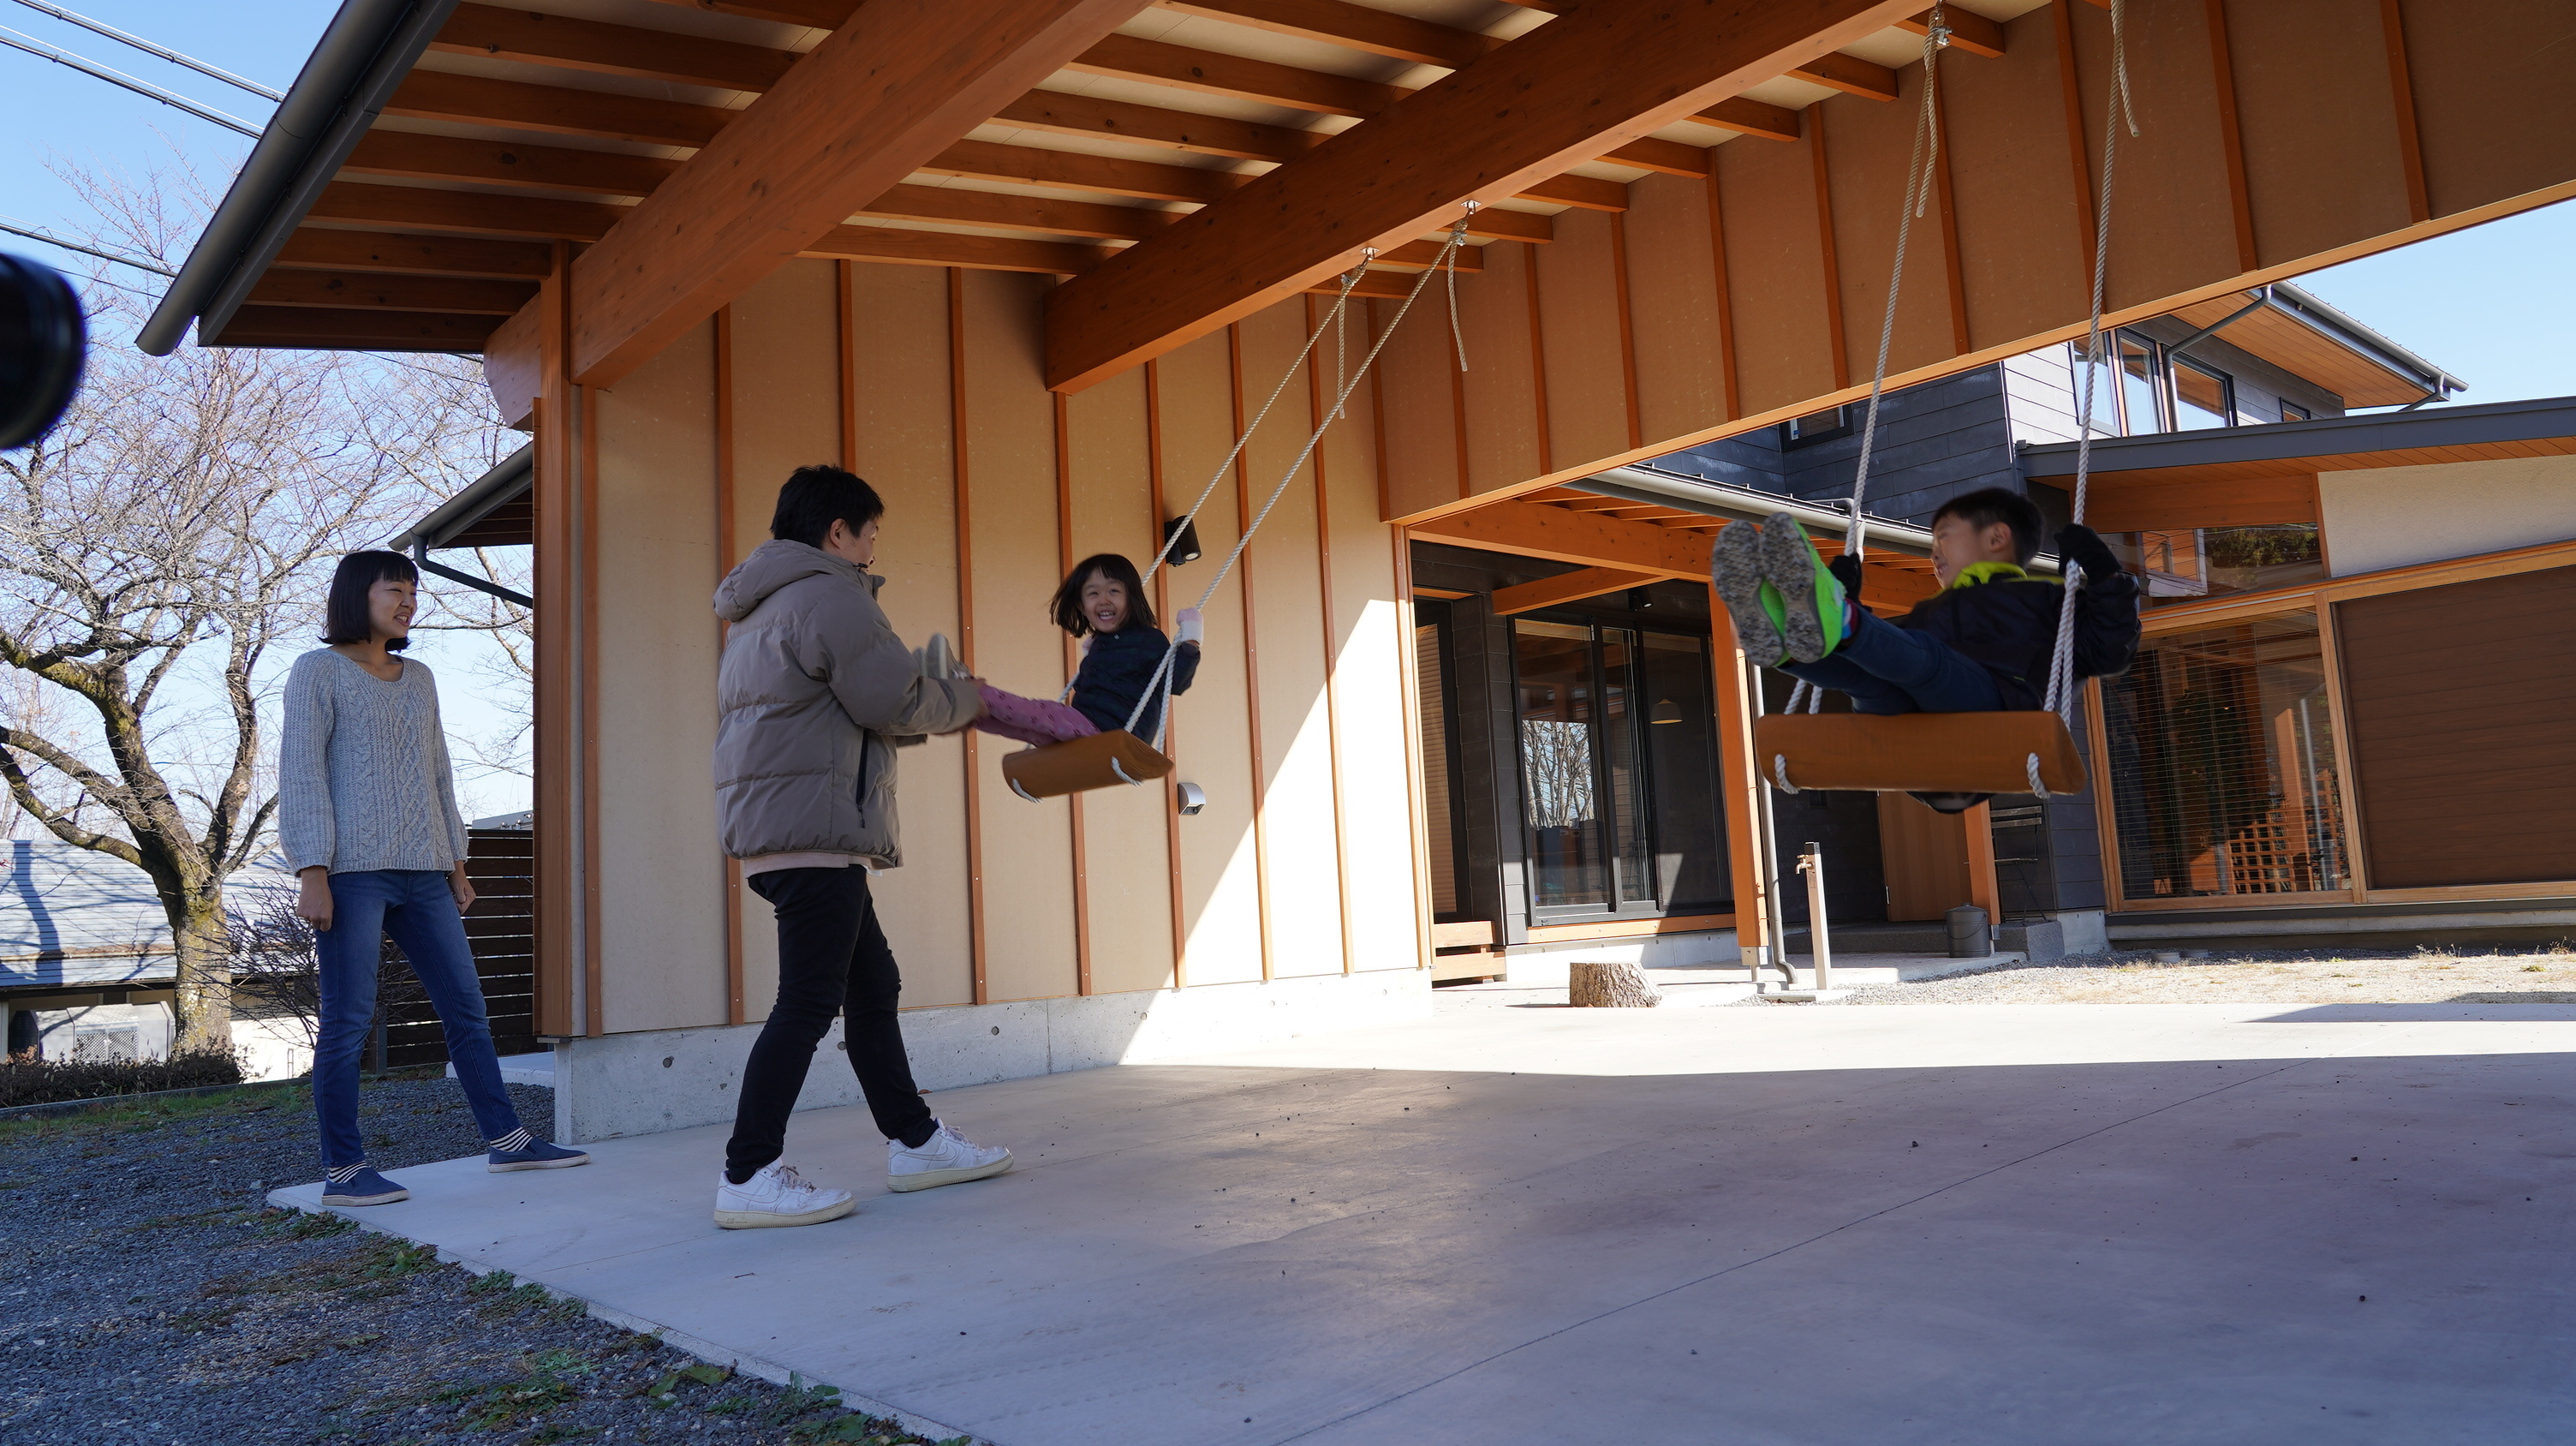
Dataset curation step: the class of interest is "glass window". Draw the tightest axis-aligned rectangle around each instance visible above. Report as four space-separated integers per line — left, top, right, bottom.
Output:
2115 331 2164 434
1516 619 1605 908
1512 619 1728 915
2281 401 2311 423
1780 405 1852 448
2171 356 2233 429
1413 608 1464 918
2102 610 2351 900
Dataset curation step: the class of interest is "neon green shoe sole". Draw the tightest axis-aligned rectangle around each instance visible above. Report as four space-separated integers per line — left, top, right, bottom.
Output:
1755 512 1847 663
1709 522 1788 666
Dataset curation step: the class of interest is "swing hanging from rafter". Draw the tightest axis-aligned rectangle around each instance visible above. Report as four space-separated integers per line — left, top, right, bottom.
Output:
1001 205 1482 802
1755 2 2138 804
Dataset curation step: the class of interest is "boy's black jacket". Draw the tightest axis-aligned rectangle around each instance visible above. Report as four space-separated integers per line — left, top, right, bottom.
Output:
1893 568 2141 710
1071 625 1201 737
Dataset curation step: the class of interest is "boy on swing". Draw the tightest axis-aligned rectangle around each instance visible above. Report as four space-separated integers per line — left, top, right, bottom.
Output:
1710 487 2140 720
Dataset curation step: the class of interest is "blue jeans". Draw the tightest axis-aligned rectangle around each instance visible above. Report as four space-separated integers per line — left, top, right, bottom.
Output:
1781 606 2004 715
312 869 521 1168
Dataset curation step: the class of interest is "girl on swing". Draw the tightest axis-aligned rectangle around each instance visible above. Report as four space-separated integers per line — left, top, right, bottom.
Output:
950 553 1202 748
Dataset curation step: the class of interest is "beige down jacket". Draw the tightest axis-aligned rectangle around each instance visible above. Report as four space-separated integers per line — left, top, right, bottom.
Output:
711 541 978 867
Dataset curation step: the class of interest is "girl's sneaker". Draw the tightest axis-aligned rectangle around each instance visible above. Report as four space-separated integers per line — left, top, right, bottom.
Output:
319 1165 408 1206
713 1162 856 1229
487 1132 591 1173
1710 522 1788 666
1755 512 1849 663
886 1120 1013 1192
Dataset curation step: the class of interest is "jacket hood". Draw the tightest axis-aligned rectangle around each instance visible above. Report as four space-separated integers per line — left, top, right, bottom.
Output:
713 539 881 622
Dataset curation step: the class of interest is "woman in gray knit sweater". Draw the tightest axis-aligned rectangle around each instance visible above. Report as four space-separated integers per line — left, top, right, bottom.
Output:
281 551 587 1205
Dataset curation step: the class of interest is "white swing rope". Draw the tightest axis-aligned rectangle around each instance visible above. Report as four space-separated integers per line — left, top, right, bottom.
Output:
1121 207 1481 747
2040 0 2140 732
1781 9 1952 729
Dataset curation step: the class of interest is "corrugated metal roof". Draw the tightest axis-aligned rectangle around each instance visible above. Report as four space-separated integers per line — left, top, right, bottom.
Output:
1 840 297 989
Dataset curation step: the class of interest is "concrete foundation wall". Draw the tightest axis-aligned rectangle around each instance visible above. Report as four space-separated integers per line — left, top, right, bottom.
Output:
550 969 1432 1144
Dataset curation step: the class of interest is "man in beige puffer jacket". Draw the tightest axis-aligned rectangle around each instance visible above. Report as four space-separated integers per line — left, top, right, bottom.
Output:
707 466 1014 1229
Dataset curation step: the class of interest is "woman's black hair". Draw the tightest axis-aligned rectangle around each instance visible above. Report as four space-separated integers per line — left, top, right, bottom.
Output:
1930 486 2046 565
770 464 885 549
1049 553 1157 636
321 549 420 650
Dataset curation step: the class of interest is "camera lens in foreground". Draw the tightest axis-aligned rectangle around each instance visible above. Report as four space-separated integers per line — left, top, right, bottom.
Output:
0 253 87 449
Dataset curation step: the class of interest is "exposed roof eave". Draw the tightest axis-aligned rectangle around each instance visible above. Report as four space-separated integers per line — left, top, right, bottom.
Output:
2263 280 2465 402
1595 465 2063 573
391 443 533 553
2018 394 2576 478
137 0 462 356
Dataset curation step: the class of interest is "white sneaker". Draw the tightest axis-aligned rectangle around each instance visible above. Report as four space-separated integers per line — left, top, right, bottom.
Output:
886 1120 1013 1193
713 1161 856 1229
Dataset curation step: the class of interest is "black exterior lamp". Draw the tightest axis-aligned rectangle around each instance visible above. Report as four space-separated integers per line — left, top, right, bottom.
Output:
1162 516 1202 566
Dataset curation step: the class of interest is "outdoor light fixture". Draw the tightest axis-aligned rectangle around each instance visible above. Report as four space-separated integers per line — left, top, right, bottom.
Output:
1176 782 1207 815
1162 516 1202 566
1652 698 1683 725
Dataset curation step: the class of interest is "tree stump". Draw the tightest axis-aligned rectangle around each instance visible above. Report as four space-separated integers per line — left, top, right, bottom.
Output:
1568 959 1663 1008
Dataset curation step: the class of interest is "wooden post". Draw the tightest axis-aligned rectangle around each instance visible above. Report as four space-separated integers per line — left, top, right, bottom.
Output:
1708 589 1771 976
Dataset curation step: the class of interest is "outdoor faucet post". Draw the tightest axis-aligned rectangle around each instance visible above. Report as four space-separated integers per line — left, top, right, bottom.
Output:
1798 842 1830 992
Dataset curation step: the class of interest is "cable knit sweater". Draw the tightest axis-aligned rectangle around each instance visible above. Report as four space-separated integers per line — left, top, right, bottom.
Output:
277 649 471 875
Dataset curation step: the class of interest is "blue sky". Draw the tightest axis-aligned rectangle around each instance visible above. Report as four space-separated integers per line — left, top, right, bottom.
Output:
3 1 2571 820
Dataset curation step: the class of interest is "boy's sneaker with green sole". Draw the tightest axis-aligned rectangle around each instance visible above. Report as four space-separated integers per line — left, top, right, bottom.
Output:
1755 512 1848 663
1709 522 1788 666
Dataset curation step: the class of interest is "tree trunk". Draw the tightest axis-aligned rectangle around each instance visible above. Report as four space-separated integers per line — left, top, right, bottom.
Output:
168 887 235 1054
1569 959 1662 1008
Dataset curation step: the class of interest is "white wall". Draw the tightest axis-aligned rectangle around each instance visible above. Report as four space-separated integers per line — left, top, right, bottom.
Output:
2318 455 2576 575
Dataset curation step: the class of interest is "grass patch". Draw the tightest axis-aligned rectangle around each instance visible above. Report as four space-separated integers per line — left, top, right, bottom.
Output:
0 1079 307 1147
0 1046 244 1108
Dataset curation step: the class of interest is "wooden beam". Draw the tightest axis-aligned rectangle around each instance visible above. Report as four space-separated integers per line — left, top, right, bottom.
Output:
801 224 1107 274
343 130 678 199
1695 96 1801 140
1897 7 2005 58
308 182 628 242
1599 136 1713 178
1518 174 1630 212
430 3 794 92
1408 499 1712 578
243 271 539 314
1790 51 1899 100
637 0 856 25
993 89 1322 163
1043 0 1920 391
568 0 1149 386
2085 475 2321 533
1490 567 1657 614
269 228 552 278
1158 0 1491 68
207 304 501 350
385 70 731 146
859 183 1176 241
1069 33 1403 116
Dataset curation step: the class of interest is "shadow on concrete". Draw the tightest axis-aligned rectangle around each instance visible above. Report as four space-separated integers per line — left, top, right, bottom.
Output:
2256 1001 2576 1022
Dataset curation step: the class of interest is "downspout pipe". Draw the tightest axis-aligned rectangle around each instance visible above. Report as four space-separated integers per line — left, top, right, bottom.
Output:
136 0 461 356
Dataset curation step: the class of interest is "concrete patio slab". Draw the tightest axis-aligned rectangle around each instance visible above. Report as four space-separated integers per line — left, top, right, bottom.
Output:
274 1002 2576 1446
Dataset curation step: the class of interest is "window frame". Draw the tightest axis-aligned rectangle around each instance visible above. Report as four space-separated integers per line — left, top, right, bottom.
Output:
1778 405 1854 450
2168 353 2236 430
1507 614 1726 923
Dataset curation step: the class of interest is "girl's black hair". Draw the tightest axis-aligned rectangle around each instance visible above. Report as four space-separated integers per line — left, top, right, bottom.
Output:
1050 553 1157 636
321 549 420 650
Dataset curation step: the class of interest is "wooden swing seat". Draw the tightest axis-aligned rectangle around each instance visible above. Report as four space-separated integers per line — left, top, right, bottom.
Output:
1755 710 2088 797
1001 729 1175 801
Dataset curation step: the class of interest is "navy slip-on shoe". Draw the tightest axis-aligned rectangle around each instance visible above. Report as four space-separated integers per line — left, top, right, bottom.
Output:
319 1166 409 1206
487 1138 591 1173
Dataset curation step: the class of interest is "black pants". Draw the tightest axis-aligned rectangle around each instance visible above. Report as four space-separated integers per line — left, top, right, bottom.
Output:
724 867 937 1182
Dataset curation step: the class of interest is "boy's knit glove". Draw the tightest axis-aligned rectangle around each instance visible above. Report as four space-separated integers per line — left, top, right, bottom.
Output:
2055 524 2121 583
1827 552 1863 602
1176 607 1203 646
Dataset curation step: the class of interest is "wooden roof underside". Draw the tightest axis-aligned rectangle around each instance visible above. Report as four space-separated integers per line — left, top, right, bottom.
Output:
210 0 2036 356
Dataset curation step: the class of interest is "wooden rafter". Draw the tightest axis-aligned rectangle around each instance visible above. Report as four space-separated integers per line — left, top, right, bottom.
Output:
1043 0 1923 391
266 228 551 278
568 0 1150 385
385 70 730 146
428 3 793 91
243 271 537 314
216 304 499 350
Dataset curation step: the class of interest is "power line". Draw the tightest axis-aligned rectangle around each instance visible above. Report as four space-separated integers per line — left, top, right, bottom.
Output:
0 24 259 137
9 0 281 100
0 215 176 276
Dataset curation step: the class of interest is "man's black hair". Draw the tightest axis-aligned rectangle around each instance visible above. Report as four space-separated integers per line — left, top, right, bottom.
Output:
1930 487 2045 565
320 549 420 650
1050 553 1158 636
770 464 886 549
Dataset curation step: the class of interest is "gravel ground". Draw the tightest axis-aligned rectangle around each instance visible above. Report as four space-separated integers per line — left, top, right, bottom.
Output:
0 1072 965 1446
1829 944 2576 1006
